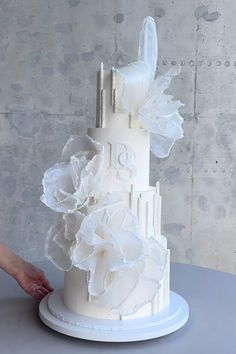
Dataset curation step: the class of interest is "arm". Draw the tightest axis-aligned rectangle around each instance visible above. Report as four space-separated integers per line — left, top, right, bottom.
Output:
0 243 53 300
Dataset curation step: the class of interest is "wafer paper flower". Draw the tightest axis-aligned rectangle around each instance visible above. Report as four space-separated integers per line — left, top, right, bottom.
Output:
40 135 104 213
70 200 168 315
45 193 123 271
115 16 184 158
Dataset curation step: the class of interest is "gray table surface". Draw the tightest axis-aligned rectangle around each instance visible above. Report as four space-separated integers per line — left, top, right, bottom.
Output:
0 261 235 354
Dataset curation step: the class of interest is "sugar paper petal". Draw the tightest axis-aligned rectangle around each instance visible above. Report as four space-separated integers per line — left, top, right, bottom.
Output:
138 16 158 81
116 61 152 114
45 223 73 271
138 67 184 158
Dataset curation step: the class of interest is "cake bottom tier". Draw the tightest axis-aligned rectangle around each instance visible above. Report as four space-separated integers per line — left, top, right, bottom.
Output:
63 244 170 321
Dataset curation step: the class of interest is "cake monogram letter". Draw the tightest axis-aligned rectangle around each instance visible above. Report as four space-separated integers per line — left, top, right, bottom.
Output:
109 142 136 179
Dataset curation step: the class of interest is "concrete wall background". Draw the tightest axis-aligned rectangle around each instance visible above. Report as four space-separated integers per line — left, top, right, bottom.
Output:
0 0 235 274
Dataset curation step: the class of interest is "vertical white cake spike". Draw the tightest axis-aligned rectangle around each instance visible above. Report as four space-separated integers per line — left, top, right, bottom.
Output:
151 295 157 315
99 62 106 127
129 113 132 128
87 271 92 302
100 89 105 128
155 181 160 195
100 62 104 89
112 88 116 113
130 184 134 210
153 194 158 238
96 62 104 128
138 194 143 236
145 200 149 238
158 195 162 236
111 66 116 112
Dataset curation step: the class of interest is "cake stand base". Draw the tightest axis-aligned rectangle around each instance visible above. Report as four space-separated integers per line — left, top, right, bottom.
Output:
39 289 189 342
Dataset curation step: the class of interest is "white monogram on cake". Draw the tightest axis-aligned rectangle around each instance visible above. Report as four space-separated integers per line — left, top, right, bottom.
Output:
109 141 136 179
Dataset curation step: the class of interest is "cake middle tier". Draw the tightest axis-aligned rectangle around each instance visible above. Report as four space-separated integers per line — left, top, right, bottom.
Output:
87 127 150 192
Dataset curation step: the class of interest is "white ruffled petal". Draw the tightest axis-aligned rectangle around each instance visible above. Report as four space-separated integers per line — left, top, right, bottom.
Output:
45 223 73 271
140 99 183 119
114 231 143 262
88 252 107 296
77 212 108 246
88 192 124 213
55 189 81 213
94 259 145 309
138 67 184 158
63 212 84 241
140 113 184 139
150 67 181 98
150 133 179 158
115 272 160 316
116 61 152 114
61 134 103 161
40 162 78 213
70 154 88 190
70 239 95 268
114 238 168 315
118 208 140 234
144 236 168 271
88 246 124 296
116 16 159 114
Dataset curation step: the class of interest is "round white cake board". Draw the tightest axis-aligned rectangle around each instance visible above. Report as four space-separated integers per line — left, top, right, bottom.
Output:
39 289 189 342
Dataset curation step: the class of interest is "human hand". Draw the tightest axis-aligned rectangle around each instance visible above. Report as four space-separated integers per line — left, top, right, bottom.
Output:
14 260 54 300
0 243 54 300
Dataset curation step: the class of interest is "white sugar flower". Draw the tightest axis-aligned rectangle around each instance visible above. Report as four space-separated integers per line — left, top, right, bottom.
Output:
70 201 168 315
115 16 184 158
40 135 104 213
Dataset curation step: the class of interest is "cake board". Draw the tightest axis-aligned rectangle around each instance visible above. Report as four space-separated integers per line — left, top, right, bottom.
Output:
39 289 189 342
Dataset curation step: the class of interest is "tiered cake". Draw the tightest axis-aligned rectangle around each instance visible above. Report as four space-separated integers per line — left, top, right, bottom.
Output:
39 16 188 341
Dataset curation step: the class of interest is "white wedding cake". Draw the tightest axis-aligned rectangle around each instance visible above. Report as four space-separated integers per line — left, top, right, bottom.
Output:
39 16 187 340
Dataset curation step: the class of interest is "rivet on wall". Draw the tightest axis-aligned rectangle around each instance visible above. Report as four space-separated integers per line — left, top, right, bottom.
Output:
160 59 236 68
